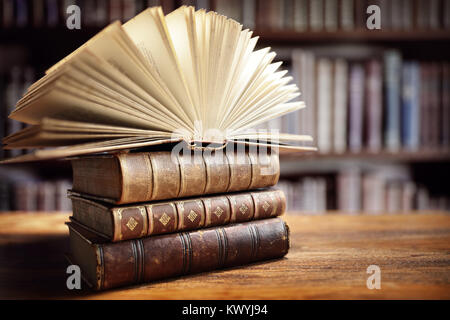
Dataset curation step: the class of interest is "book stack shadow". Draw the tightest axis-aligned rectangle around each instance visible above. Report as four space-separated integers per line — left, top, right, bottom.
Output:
66 149 289 290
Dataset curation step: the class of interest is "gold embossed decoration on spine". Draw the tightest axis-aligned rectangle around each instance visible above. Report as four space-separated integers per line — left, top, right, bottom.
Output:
147 203 177 235
203 196 231 227
227 193 255 223
252 191 276 220
176 200 204 231
114 206 148 241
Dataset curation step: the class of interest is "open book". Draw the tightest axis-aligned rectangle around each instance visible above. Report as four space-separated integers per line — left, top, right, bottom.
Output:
2 6 315 162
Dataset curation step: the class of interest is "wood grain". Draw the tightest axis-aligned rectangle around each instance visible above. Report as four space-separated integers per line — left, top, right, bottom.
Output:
0 212 449 299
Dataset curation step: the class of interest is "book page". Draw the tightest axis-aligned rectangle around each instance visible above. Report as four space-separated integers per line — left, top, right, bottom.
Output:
11 85 163 129
165 6 200 114
218 48 275 129
123 7 197 122
224 63 286 125
2 7 315 163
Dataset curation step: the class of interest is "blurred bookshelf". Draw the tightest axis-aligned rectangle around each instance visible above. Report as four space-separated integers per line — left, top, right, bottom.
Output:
255 30 450 43
1 0 450 213
280 150 450 164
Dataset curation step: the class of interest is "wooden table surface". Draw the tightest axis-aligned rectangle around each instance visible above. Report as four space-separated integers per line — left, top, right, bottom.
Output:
0 212 449 299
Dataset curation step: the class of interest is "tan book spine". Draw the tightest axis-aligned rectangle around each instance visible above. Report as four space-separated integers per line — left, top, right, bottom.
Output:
71 189 286 242
72 151 280 204
117 152 154 204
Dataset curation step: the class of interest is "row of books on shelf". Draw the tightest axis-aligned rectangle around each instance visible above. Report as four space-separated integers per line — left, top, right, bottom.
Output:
0 178 72 211
278 170 450 214
4 0 450 31
2 173 447 214
187 0 450 32
261 50 450 154
0 0 175 28
252 0 450 32
0 66 35 159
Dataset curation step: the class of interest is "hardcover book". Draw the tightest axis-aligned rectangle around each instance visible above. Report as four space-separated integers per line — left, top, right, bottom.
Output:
70 150 280 204
401 62 420 150
366 59 383 152
69 188 286 241
384 50 402 152
317 58 332 154
349 63 365 153
67 217 290 290
333 58 348 154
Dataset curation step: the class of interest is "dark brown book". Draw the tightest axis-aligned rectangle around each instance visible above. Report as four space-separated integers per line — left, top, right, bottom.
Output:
67 217 290 290
71 150 280 204
69 188 286 242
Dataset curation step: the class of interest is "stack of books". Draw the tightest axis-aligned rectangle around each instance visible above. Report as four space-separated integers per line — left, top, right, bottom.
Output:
66 149 289 290
1 6 314 289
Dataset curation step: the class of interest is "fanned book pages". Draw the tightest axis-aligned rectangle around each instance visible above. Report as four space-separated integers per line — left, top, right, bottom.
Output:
1 6 315 163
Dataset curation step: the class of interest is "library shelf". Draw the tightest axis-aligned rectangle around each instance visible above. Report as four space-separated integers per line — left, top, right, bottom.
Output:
255 30 450 43
1 28 449 46
280 149 450 163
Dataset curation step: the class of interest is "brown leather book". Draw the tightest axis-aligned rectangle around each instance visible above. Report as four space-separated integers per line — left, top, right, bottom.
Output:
71 150 280 204
67 217 290 290
69 188 286 242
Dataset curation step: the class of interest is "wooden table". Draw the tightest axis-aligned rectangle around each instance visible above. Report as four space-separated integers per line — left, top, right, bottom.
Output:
0 212 449 299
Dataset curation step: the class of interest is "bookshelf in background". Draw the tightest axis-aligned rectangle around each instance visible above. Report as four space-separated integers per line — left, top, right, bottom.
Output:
1 0 450 212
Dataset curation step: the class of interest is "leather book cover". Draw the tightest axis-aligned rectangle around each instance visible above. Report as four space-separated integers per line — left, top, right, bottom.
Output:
71 150 280 204
67 217 290 290
69 188 286 242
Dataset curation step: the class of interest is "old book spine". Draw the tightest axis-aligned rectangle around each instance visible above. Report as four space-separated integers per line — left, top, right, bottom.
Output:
366 59 383 152
73 189 286 242
72 218 290 290
333 58 348 154
349 63 365 153
116 151 279 204
384 50 402 152
317 58 332 154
